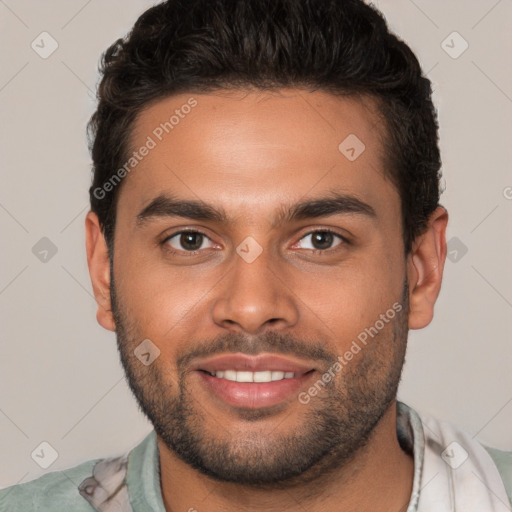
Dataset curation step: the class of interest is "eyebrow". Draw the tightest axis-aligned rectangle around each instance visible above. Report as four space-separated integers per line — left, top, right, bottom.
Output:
136 191 376 228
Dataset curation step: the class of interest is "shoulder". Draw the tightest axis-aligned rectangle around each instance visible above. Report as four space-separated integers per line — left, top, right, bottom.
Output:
398 401 512 506
0 432 156 512
0 458 100 511
484 445 512 504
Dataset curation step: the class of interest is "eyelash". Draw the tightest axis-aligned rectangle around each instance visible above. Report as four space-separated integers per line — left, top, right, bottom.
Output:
161 229 216 257
160 228 349 257
296 229 349 255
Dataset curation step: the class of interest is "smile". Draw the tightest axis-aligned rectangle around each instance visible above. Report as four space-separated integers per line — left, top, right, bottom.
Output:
202 370 299 383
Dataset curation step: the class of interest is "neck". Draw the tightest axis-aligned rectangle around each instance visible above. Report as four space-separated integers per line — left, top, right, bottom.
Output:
158 401 414 512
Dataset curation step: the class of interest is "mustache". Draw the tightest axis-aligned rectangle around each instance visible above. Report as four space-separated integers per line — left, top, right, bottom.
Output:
176 330 336 371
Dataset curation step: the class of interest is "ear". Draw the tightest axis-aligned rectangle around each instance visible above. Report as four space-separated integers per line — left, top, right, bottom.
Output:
85 211 116 332
406 206 449 330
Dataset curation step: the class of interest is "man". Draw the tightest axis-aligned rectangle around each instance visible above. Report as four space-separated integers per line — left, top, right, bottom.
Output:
1 0 510 510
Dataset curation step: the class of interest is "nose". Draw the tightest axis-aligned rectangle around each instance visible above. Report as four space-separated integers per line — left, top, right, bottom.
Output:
211 246 299 335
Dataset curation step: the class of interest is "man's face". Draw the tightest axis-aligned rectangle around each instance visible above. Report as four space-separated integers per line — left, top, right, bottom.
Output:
109 89 410 486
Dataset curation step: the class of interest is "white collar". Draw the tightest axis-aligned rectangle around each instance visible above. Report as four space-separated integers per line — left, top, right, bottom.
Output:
397 401 510 512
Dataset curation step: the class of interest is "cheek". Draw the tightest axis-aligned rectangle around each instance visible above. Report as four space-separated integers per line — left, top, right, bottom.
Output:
114 249 220 340
292 249 404 348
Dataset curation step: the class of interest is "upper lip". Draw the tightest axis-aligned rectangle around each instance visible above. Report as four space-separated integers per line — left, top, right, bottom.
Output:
192 353 316 375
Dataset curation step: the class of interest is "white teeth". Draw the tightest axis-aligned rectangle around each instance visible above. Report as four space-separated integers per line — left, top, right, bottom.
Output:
210 370 297 383
271 371 284 381
236 371 254 382
223 370 237 381
253 371 272 382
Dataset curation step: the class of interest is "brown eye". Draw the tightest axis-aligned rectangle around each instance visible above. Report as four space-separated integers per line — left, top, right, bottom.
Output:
165 231 213 252
296 230 344 251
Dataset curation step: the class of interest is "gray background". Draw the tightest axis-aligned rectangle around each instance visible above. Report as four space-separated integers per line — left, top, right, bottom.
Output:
0 0 511 488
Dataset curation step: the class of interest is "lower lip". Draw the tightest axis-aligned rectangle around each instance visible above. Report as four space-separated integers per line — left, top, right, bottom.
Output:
196 371 315 409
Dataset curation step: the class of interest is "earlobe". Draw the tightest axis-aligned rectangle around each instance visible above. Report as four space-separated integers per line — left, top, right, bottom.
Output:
407 206 448 330
85 211 116 332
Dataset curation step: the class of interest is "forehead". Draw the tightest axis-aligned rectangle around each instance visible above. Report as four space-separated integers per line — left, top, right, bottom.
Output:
118 88 397 224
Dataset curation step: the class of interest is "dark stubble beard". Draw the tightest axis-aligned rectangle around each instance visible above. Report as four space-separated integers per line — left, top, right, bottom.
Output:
111 271 410 490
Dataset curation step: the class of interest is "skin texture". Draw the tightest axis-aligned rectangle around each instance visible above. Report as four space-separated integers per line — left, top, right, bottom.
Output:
86 89 448 512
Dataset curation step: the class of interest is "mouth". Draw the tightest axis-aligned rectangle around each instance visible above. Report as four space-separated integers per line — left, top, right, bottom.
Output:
198 369 313 382
192 353 318 409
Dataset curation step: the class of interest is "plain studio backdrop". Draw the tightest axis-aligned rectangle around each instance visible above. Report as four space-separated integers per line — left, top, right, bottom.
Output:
0 0 511 488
